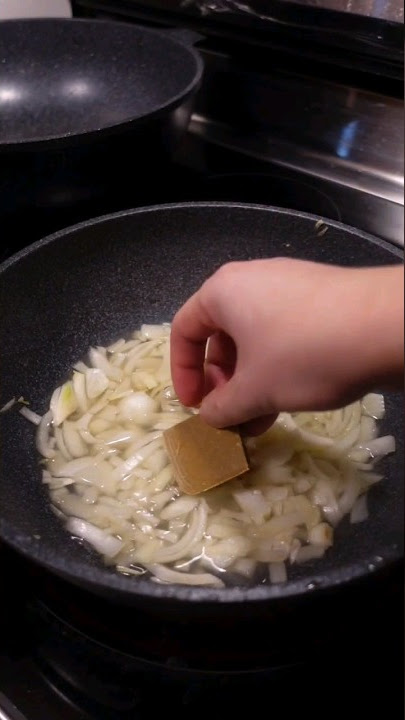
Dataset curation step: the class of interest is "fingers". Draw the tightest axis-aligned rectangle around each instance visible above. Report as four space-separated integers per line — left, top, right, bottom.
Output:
199 369 276 430
170 290 218 407
204 331 236 395
206 331 236 370
241 414 278 437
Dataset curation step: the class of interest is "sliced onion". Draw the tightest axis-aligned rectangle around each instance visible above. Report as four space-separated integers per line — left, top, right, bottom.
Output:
233 489 270 525
54 426 72 461
36 410 56 458
294 545 325 564
88 347 122 382
0 397 16 413
116 564 147 576
140 324 171 340
72 371 87 413
148 563 224 587
362 393 385 420
107 338 126 353
269 561 287 584
358 435 395 461
277 413 334 449
19 406 41 425
50 382 78 426
34 325 394 590
350 494 369 524
204 536 252 569
308 522 333 547
160 496 198 520
233 558 256 579
62 421 88 458
118 392 157 426
152 503 208 564
85 368 109 400
66 517 123 558
73 360 89 373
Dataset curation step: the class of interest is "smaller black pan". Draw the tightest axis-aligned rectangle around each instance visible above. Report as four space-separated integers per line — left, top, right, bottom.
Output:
0 18 203 148
0 19 203 225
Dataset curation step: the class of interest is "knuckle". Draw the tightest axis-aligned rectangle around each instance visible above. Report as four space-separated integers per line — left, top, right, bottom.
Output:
200 262 242 313
215 261 242 283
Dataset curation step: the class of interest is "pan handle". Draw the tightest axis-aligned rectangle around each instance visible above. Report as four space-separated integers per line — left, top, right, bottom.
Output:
164 27 204 47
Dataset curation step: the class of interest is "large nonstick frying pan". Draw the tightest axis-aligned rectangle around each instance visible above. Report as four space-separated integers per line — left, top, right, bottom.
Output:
0 203 403 615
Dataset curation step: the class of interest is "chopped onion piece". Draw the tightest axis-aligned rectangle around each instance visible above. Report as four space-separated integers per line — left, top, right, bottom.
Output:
277 413 334 449
358 435 395 460
0 397 16 413
66 517 123 557
362 393 385 420
62 421 87 458
116 564 147 576
350 494 369 524
233 489 270 525
19 406 41 425
72 371 87 414
152 504 207 564
50 382 78 426
107 338 126 353
308 522 333 548
118 392 157 425
233 558 256 579
269 562 287 584
85 368 109 400
36 410 56 458
149 564 224 587
54 426 71 460
160 496 199 520
88 347 122 381
294 545 325 564
205 536 252 569
74 360 89 373
54 455 101 478
140 324 171 340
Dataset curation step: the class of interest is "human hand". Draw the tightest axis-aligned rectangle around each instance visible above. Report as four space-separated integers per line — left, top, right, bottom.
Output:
170 259 403 435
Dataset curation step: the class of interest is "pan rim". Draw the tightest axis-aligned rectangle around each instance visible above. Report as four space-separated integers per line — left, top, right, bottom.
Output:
0 17 204 150
0 201 403 272
0 522 402 604
0 200 403 604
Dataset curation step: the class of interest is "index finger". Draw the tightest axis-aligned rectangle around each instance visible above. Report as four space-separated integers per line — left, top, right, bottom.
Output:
170 289 218 407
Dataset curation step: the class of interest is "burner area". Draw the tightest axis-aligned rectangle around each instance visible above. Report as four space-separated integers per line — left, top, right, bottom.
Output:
0 155 341 265
0 544 403 720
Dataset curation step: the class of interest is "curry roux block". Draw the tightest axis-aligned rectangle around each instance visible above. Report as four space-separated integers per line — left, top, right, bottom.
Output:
163 414 250 495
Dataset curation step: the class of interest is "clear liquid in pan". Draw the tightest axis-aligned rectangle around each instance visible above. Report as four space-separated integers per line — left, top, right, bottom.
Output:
38 325 393 588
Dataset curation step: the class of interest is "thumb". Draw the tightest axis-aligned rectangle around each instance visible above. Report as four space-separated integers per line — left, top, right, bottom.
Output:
199 371 273 430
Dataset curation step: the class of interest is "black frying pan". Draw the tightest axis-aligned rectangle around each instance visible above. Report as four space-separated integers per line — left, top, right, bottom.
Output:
0 203 403 615
0 19 202 231
0 18 202 148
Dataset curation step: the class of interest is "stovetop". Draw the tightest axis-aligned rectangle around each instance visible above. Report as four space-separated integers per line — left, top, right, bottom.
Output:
1 119 403 265
30 2 405 250
0 541 403 720
0 8 403 719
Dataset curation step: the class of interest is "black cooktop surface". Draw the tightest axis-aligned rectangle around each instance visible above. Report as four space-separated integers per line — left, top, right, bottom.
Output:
0 541 403 720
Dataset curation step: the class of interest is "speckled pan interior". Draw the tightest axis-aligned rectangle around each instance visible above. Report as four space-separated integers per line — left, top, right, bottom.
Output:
0 18 203 146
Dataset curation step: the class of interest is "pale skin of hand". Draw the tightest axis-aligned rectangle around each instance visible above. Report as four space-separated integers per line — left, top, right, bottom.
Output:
170 259 404 436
